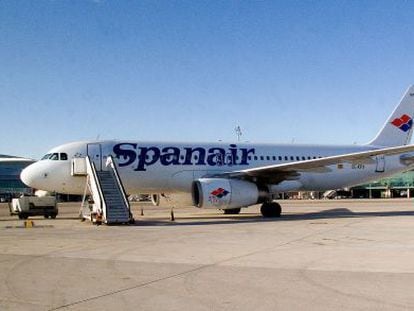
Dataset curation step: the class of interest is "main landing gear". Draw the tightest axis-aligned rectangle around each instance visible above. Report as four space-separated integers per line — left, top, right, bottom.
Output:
222 202 282 217
260 202 282 218
223 208 241 215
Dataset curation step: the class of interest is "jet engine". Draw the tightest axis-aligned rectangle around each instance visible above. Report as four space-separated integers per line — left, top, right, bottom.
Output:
192 178 267 209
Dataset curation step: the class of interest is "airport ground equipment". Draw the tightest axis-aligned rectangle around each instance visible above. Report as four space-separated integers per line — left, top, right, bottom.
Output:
74 156 133 225
9 196 58 219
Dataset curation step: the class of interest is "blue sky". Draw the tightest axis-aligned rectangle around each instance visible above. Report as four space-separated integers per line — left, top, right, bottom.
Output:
1 0 414 159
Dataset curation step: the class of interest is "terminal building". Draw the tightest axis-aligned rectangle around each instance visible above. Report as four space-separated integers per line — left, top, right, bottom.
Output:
0 155 35 201
352 170 414 198
289 170 414 200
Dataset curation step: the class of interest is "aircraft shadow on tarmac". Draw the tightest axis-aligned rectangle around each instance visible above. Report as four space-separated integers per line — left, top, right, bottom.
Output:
2 209 414 226
133 208 414 227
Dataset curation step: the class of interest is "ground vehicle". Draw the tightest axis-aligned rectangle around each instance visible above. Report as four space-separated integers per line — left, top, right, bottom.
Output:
0 193 12 203
9 196 58 219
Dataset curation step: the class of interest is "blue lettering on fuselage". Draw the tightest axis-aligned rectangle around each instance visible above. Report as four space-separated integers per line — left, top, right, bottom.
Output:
113 143 255 171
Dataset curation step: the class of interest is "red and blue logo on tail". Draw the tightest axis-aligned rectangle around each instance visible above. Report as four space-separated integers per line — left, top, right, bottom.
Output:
391 114 413 132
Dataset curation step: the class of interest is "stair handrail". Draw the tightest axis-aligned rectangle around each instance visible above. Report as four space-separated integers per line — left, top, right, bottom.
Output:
105 155 131 215
85 156 106 219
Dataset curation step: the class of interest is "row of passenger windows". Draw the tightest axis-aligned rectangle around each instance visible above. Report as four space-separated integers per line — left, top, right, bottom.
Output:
42 153 323 162
248 155 323 161
137 154 323 161
41 153 68 161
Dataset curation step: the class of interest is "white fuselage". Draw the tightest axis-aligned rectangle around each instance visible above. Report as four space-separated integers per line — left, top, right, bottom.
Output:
20 140 414 197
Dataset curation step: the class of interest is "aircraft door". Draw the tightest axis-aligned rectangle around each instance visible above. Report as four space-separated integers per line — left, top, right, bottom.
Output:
87 143 102 171
375 155 385 173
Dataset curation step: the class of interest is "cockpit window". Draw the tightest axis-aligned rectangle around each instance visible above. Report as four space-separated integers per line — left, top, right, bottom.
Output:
41 152 68 161
41 154 51 160
49 153 59 160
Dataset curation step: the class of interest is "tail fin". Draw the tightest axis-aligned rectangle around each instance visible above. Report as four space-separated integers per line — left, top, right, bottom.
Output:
368 85 414 147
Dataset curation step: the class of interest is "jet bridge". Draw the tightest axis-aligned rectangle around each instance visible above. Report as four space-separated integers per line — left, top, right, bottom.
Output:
73 155 134 225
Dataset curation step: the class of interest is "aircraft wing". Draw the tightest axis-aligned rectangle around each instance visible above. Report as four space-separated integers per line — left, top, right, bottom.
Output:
216 144 414 184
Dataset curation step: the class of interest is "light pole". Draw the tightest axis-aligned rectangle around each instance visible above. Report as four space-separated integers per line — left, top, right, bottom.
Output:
235 126 242 142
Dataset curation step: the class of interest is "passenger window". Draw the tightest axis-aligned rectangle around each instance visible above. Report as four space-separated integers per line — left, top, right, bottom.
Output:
254 156 258 160
278 156 282 161
60 153 68 161
296 156 300 161
248 156 252 160
290 156 294 161
260 156 264 161
266 156 270 161
284 156 288 161
302 156 305 160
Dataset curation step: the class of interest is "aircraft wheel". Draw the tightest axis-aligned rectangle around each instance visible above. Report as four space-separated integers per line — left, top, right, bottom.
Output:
260 202 282 218
223 208 241 215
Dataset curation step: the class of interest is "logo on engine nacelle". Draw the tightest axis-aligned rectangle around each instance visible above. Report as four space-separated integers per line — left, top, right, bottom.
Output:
211 188 229 198
208 187 230 206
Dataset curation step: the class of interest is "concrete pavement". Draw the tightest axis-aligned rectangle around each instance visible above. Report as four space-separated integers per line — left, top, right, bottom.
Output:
1 199 414 310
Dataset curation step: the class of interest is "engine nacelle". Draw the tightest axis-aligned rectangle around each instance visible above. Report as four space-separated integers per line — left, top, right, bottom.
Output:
192 178 263 209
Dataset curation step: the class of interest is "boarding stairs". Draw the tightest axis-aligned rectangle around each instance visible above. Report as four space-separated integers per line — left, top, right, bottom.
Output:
74 155 133 225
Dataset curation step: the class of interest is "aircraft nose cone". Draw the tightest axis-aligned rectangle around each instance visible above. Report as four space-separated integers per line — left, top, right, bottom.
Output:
20 164 37 188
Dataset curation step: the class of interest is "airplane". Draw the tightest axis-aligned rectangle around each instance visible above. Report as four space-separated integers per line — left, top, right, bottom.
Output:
21 85 414 217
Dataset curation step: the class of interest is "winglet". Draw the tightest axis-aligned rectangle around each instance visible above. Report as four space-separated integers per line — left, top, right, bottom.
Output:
368 85 414 147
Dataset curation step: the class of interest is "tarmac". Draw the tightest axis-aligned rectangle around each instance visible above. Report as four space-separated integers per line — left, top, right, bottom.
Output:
1 199 414 310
